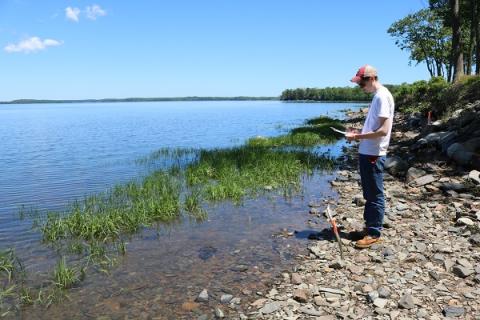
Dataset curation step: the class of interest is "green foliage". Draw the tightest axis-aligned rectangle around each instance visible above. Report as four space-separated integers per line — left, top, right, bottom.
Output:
394 75 480 116
388 8 451 79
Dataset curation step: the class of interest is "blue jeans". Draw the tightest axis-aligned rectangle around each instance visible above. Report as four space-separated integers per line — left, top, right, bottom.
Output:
359 154 386 238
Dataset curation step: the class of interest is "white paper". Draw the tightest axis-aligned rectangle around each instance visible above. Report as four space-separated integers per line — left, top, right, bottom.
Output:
330 127 347 136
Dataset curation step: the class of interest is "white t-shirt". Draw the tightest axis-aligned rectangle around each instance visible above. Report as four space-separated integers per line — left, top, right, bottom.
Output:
359 86 395 156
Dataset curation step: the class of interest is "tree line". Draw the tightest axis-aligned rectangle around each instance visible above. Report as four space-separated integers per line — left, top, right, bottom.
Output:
280 87 371 101
388 0 480 82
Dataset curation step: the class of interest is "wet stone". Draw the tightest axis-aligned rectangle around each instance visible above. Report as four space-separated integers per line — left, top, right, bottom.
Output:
198 246 217 261
230 265 249 272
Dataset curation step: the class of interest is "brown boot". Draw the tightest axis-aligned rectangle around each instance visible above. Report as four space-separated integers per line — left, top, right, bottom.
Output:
355 235 382 249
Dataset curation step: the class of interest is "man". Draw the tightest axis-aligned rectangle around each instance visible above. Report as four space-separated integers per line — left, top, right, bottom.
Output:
346 65 395 249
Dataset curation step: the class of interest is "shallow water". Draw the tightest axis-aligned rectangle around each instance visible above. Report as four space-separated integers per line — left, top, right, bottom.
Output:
0 101 360 318
14 173 336 319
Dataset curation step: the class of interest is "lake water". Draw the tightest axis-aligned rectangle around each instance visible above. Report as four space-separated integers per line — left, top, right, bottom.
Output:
0 100 361 319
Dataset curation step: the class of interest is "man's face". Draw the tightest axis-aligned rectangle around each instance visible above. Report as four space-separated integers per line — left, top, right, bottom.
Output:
358 77 374 93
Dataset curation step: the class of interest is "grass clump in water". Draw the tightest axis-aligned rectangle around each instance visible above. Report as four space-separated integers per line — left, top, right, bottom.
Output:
53 257 79 289
186 146 334 203
247 116 345 147
42 171 181 243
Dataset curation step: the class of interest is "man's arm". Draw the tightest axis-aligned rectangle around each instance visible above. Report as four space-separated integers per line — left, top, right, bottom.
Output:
346 117 390 141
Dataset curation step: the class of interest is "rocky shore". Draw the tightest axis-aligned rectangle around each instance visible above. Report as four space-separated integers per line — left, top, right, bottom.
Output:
235 102 480 319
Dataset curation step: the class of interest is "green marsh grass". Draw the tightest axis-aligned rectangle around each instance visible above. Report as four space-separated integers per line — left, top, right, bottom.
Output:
247 116 345 147
185 146 334 203
53 257 78 289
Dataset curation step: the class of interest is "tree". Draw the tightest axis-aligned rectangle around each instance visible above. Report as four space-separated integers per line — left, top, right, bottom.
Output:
388 9 452 80
474 0 480 74
450 0 465 81
430 0 479 76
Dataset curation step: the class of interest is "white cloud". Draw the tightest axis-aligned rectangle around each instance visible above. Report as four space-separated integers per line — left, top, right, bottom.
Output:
85 5 107 20
4 37 62 54
65 6 81 22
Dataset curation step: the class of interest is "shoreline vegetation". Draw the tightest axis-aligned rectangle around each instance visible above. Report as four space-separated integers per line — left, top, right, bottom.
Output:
0 115 345 315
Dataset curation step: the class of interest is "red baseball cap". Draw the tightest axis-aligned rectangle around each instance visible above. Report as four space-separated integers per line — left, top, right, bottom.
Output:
351 65 377 84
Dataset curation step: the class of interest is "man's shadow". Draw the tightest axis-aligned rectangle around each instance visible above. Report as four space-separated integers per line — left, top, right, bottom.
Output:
294 227 365 241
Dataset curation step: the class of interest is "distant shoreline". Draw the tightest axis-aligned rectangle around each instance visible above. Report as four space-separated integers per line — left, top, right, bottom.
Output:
0 97 279 104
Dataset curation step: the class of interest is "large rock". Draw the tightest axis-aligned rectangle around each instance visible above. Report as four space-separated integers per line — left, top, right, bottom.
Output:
384 156 408 176
413 131 457 151
468 170 480 184
413 174 436 186
447 143 473 166
406 167 427 183
448 138 480 166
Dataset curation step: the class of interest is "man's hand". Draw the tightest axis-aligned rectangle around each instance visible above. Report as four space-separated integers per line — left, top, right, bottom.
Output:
345 128 360 142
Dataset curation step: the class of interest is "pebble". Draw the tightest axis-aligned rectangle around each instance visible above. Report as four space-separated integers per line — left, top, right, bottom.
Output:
398 294 415 309
196 289 209 302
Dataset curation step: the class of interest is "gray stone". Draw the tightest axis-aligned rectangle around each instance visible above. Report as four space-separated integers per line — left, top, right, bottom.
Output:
214 307 224 318
442 306 465 318
373 298 389 309
456 217 474 226
452 265 474 278
298 306 324 316
469 170 480 184
230 265 249 272
317 287 346 296
352 194 366 206
398 294 415 309
196 289 209 302
367 291 379 302
384 156 408 175
470 233 480 246
406 167 427 183
440 182 467 192
329 260 345 269
378 286 391 298
259 302 282 314
447 143 473 166
396 203 410 211
291 273 302 285
456 258 473 269
220 294 233 304
417 308 428 318
413 174 436 186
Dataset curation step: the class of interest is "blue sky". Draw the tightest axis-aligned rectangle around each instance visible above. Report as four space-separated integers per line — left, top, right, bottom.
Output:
0 1 430 100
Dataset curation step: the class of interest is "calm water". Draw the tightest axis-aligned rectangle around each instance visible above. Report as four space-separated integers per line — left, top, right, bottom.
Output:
0 100 361 319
